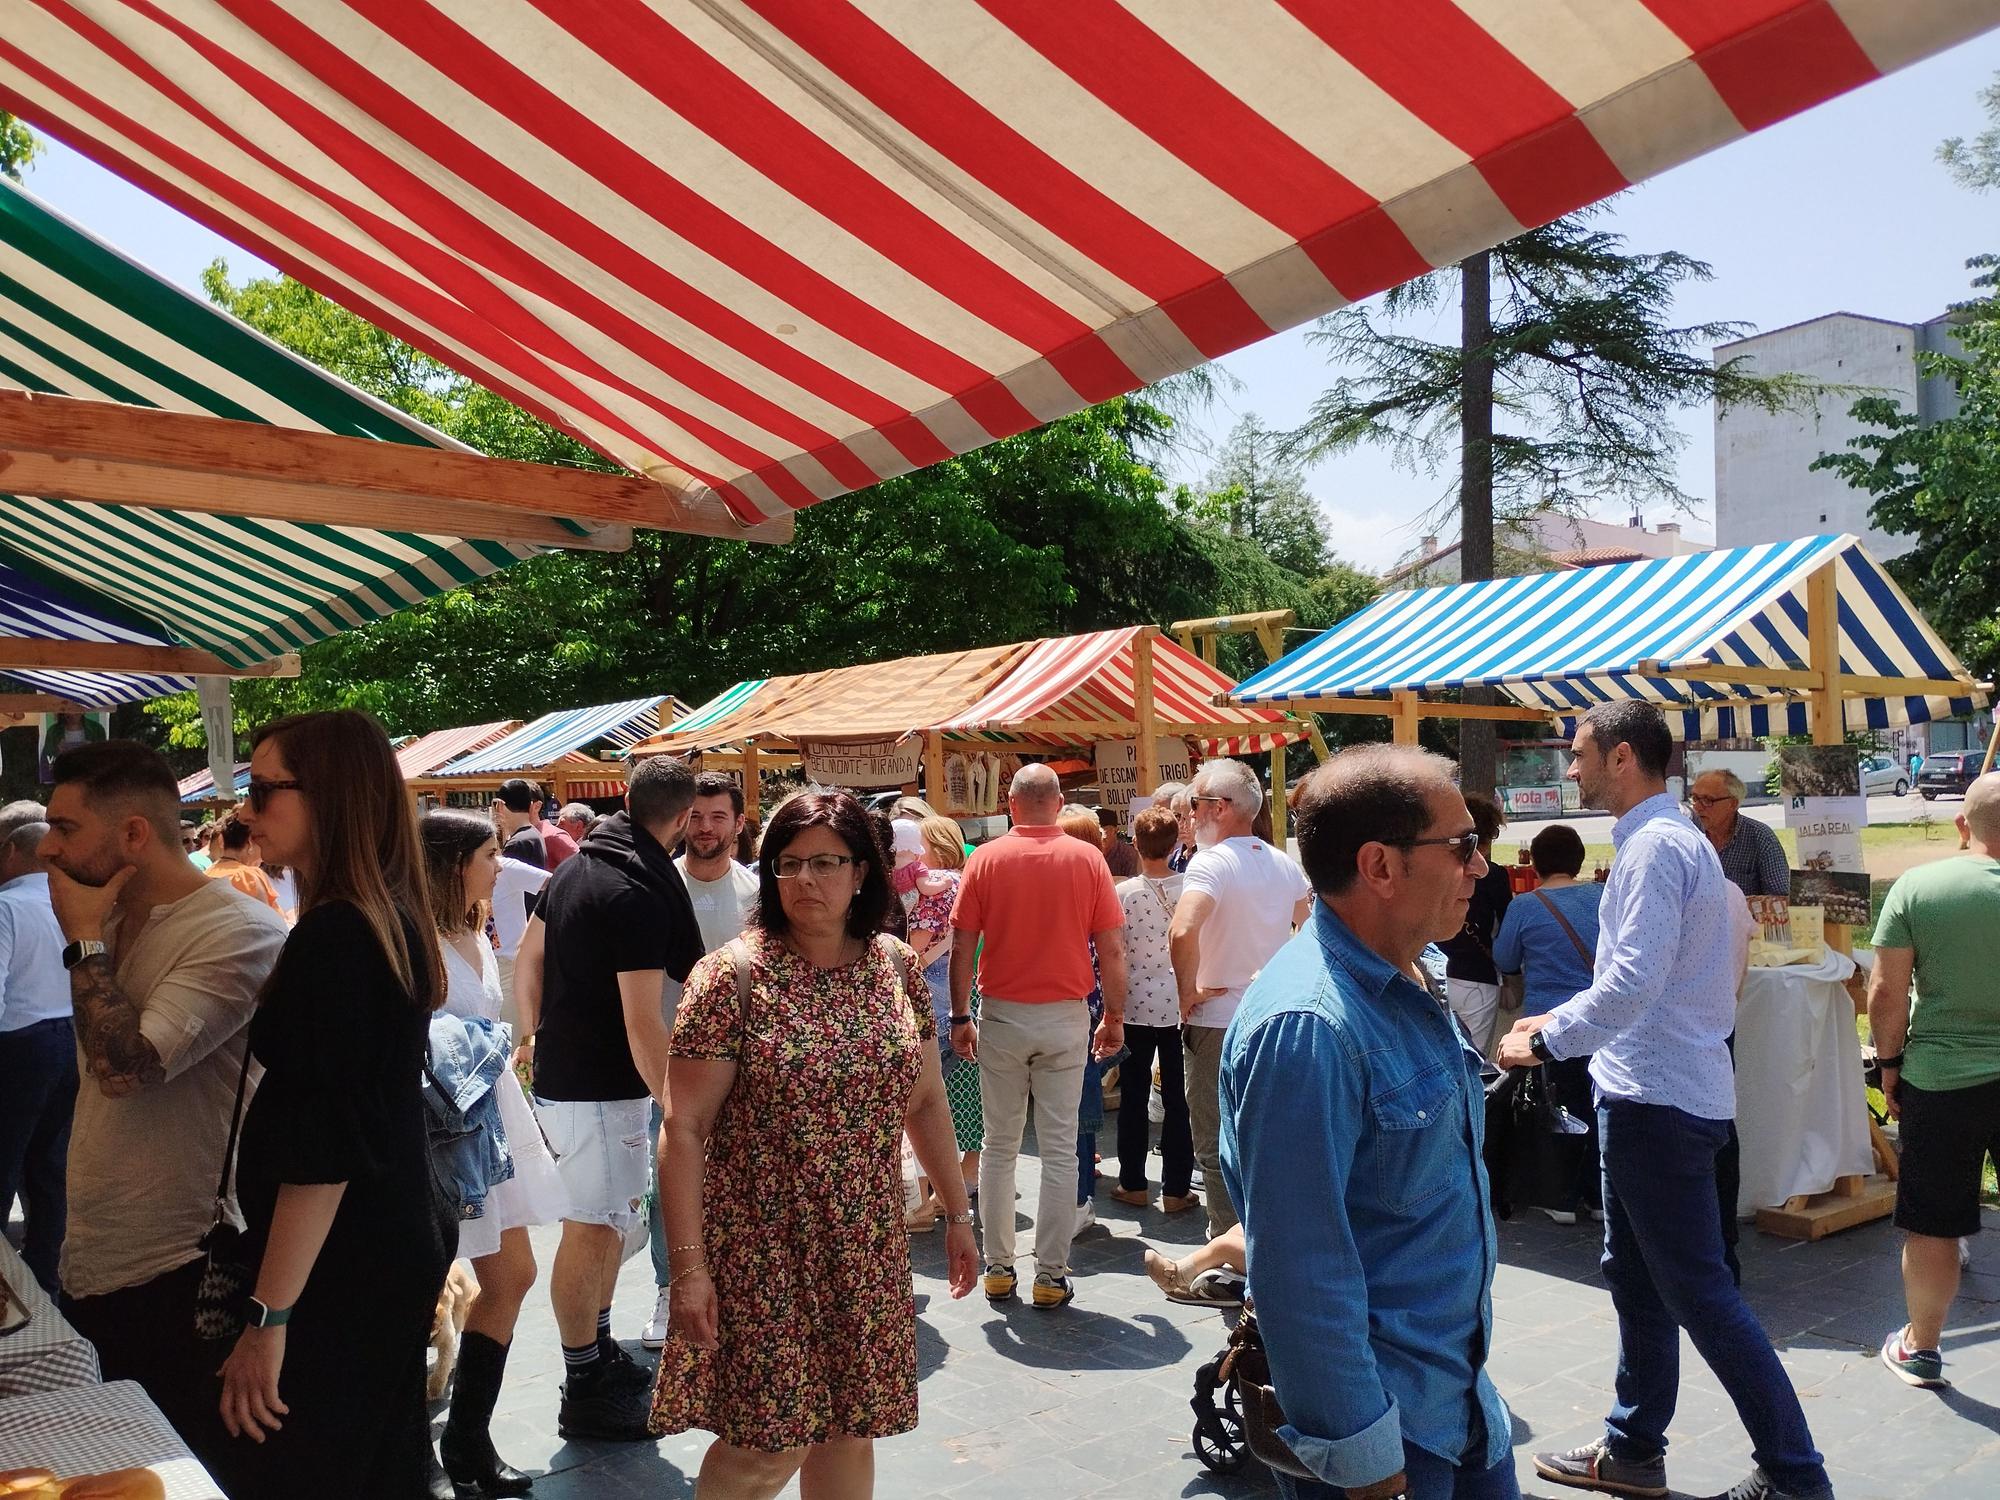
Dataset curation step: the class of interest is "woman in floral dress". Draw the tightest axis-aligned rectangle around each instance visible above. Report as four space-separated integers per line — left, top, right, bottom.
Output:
652 791 977 1499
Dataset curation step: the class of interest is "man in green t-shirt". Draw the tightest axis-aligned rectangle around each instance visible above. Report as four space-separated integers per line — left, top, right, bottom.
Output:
1869 769 2000 1391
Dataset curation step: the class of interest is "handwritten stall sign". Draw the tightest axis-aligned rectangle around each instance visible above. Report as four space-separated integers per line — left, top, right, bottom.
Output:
799 737 921 790
1093 738 1194 812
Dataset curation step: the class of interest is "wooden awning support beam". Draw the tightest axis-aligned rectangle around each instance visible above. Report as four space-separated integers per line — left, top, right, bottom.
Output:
0 693 95 714
0 389 793 549
0 636 300 678
1638 661 1983 700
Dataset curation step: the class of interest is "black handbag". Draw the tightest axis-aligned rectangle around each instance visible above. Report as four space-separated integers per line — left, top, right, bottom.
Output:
193 1039 256 1341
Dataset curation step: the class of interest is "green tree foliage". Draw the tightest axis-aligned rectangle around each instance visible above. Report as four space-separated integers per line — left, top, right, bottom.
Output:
0 113 37 182
1282 209 1814 792
152 267 1357 745
1813 256 2000 681
1939 72 2000 192
1192 414 1331 576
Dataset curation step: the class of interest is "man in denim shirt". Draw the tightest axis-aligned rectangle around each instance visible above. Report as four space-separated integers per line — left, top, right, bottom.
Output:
1221 746 1517 1500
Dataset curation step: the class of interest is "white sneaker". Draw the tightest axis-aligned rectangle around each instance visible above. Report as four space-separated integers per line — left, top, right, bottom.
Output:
1072 1202 1097 1239
1534 1206 1579 1225
641 1286 671 1350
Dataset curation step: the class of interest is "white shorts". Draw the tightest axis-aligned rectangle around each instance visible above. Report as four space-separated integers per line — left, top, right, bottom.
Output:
532 1095 652 1232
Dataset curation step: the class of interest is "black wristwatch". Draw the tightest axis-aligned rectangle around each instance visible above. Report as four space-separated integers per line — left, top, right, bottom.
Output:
949 1014 974 1027
1876 1051 1904 1070
1529 1030 1555 1064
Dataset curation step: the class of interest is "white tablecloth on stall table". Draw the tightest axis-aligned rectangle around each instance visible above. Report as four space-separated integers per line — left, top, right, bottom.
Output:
0 1234 100 1396
0 1380 223 1499
1734 951 1875 1217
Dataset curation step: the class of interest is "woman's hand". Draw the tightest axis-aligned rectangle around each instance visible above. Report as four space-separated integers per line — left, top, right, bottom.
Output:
670 1269 719 1349
218 1325 289 1441
943 1222 978 1299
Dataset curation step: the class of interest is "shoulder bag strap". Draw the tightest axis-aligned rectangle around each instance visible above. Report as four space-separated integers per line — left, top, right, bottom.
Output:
212 1029 256 1218
726 936 754 1040
1533 888 1595 970
874 931 919 1008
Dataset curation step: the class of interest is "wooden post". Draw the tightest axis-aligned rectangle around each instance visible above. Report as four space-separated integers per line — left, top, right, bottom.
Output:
1392 691 1420 745
1305 720 1332 764
741 740 762 817
1270 742 1289 846
1200 634 1217 668
1982 716 1999 776
1134 627 1161 797
1806 561 1843 750
923 731 947 813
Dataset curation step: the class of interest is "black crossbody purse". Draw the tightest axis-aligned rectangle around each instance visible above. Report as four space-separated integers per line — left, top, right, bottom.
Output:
193 1039 256 1341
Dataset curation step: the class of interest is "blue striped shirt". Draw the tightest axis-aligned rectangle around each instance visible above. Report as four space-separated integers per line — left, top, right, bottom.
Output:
1539 792 1739 1120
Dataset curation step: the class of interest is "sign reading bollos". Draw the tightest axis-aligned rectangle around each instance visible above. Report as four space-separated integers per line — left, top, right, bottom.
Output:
798 736 921 790
1093 738 1195 813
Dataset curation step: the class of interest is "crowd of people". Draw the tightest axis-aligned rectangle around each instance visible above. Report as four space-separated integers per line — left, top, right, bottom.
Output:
1 699 1996 1500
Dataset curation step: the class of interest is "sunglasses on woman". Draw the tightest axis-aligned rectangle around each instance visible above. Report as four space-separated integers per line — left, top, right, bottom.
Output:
246 777 304 813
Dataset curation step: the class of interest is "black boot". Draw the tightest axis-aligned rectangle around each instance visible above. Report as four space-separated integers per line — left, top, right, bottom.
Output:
440 1332 534 1497
425 1444 457 1500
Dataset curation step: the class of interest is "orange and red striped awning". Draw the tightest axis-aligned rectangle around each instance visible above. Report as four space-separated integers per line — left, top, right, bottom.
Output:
4 2 1992 529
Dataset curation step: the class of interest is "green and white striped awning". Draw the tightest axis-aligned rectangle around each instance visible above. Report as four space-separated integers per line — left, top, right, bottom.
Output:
0 177 567 696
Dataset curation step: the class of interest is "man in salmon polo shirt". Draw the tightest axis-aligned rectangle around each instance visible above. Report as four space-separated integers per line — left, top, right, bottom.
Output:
950 762 1128 1310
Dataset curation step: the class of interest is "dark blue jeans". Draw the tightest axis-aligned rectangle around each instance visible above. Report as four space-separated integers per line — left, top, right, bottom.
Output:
0 1015 78 1292
1598 1099 1828 1495
1273 1440 1520 1499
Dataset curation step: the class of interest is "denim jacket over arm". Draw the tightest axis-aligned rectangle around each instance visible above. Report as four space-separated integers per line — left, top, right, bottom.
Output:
1220 903 1511 1489
425 1011 514 1218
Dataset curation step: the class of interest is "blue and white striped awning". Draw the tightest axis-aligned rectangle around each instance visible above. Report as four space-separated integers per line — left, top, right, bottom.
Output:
0 558 190 704
1232 535 1986 738
179 762 249 804
431 696 670 778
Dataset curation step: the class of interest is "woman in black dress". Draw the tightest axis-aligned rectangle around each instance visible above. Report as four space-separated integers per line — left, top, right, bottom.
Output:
212 709 453 1497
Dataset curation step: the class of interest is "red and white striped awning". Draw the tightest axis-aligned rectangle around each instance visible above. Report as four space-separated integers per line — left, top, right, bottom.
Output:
4 2 1993 528
394 717 520 779
930 627 1304 756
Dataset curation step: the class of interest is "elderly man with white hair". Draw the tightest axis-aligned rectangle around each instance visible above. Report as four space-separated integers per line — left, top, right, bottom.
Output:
1688 767 1789 898
950 762 1127 1309
1171 758 1312 1240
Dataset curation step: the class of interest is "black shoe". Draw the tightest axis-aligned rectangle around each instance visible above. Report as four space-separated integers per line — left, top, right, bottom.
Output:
598 1342 655 1392
440 1429 534 1497
1698 1470 1834 1500
557 1368 654 1443
1533 1439 1668 1496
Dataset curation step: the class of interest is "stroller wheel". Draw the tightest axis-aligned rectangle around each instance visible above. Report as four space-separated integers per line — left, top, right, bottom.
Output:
1192 1407 1247 1473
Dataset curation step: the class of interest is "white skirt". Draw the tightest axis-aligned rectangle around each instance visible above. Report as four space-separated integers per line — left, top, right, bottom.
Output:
457 1068 569 1261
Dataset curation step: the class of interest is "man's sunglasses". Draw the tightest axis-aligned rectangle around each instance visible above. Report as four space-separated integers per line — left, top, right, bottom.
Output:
246 777 304 813
1395 830 1483 864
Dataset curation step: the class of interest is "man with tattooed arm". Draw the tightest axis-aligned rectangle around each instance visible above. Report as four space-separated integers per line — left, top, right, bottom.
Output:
38 742 286 1442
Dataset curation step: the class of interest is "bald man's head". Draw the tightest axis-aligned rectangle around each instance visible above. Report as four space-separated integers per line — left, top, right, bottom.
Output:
1008 763 1063 825
1964 771 2000 850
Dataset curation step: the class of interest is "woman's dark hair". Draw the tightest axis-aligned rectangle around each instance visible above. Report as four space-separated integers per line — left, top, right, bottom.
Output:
754 791 891 940
421 809 497 935
867 810 907 939
219 809 255 853
1530 824 1587 879
1462 791 1506 847
254 710 444 1012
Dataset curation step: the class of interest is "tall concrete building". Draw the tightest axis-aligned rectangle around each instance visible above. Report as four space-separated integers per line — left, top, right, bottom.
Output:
1713 312 1962 561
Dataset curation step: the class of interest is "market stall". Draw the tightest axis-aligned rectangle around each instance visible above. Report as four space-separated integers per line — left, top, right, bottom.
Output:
1230 534 1990 1238
411 697 680 806
632 626 1309 832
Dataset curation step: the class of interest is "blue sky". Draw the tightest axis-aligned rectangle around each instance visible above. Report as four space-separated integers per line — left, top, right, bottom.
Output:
13 28 2000 571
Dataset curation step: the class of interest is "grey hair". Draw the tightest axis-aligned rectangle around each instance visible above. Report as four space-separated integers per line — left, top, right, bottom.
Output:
1009 763 1061 803
1695 768 1748 801
1152 780 1186 812
3 821 47 859
1191 757 1263 817
557 801 594 826
0 800 45 841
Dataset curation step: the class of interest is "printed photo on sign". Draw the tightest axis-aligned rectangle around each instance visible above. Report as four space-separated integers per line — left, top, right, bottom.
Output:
1778 745 1861 801
1788 868 1872 926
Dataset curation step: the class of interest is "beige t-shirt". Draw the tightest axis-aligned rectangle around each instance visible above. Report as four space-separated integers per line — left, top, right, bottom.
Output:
61 879 289 1299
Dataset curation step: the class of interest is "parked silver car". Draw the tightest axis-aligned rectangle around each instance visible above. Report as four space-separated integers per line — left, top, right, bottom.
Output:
1859 755 1910 797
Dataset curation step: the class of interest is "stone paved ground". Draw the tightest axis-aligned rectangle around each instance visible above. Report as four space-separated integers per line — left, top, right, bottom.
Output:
458 1131 2000 1500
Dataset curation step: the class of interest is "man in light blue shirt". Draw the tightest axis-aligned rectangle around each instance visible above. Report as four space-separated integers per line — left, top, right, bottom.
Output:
0 816 75 1290
1222 745 1517 1500
1499 701 1829 1500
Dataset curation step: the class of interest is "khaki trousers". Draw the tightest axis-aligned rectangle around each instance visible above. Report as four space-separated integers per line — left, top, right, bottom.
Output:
977 998 1089 1278
1183 1024 1239 1238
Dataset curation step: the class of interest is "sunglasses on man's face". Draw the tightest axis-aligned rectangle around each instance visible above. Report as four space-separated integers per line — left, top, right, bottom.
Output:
1396 829 1483 864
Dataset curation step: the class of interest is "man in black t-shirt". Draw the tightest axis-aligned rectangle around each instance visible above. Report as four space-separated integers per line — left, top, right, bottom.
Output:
493 778 547 869
516 755 700 1440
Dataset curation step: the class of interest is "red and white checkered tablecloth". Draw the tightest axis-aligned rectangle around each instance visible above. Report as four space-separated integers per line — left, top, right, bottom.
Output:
0 1236 100 1397
0 1380 223 1499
